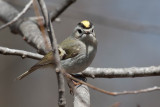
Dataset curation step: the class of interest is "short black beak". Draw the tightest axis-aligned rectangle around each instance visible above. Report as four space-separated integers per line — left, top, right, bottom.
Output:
85 31 90 34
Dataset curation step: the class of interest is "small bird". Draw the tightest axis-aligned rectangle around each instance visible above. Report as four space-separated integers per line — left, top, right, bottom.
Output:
17 20 97 80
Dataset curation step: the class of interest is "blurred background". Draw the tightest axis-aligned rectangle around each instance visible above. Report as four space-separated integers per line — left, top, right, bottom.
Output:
1 0 160 107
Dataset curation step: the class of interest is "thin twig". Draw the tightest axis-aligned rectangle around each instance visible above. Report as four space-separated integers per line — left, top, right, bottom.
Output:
38 0 49 26
112 86 160 95
32 0 51 50
49 19 66 107
37 0 66 106
0 46 43 60
0 0 33 30
37 0 53 46
50 0 76 22
64 73 116 96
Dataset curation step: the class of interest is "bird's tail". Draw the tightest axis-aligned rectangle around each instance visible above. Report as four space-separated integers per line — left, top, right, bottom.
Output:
16 65 40 80
16 70 31 80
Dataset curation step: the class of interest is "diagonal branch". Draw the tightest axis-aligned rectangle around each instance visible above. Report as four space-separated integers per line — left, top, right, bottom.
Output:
0 0 33 30
50 0 76 22
49 19 66 107
32 0 51 51
112 86 160 95
37 0 66 106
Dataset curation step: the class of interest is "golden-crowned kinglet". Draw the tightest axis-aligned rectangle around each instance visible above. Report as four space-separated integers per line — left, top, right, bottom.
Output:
17 20 97 80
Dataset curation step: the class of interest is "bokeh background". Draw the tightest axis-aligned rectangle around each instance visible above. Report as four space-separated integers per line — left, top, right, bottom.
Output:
1 0 160 107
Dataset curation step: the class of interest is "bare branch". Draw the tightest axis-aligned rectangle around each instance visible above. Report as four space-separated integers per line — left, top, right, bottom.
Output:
50 0 76 21
49 19 66 106
112 86 160 95
56 70 66 107
0 0 33 30
32 0 51 51
82 67 160 78
37 0 66 106
64 73 116 96
37 0 53 46
37 0 49 26
0 46 43 60
49 19 66 107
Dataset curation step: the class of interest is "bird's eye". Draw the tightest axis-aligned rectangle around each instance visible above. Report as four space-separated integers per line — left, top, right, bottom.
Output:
77 29 82 34
91 29 94 33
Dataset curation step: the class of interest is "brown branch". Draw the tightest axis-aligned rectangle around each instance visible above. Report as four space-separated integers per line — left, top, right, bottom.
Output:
49 20 66 107
37 0 53 46
50 0 76 22
112 86 160 95
27 16 61 25
64 73 116 96
33 0 51 50
27 16 44 24
37 0 66 106
0 0 33 30
49 19 66 106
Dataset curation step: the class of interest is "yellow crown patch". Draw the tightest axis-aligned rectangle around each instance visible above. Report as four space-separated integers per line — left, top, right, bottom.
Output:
81 20 90 28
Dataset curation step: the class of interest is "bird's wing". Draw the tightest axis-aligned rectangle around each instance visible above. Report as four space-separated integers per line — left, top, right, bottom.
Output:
60 37 81 60
17 37 82 80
